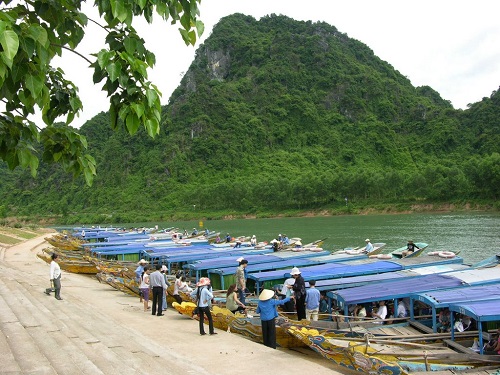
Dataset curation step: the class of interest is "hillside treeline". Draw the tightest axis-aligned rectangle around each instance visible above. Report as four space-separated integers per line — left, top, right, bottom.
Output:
1 14 499 223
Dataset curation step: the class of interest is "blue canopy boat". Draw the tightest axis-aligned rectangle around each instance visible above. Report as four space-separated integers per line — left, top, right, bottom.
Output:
328 264 500 320
449 299 500 354
411 281 500 332
248 254 463 294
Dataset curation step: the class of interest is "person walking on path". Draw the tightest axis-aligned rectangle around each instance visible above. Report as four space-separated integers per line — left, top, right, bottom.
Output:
149 264 167 316
235 258 248 305
190 277 217 335
256 289 292 349
305 280 321 321
290 267 306 320
45 253 62 300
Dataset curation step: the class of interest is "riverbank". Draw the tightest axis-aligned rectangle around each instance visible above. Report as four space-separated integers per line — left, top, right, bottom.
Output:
0 232 343 374
2 200 497 227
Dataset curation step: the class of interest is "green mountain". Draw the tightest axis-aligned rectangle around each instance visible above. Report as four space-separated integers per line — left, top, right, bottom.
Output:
1 14 499 223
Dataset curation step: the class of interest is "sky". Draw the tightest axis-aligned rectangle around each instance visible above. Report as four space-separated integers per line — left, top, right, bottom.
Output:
53 0 500 128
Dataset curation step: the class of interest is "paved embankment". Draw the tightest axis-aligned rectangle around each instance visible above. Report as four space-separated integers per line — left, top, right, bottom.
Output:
0 234 342 375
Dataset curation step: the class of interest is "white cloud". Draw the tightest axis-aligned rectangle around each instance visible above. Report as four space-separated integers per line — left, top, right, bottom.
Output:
52 0 500 127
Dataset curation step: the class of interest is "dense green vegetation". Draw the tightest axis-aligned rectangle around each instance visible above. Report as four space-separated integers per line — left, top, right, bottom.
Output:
0 14 499 224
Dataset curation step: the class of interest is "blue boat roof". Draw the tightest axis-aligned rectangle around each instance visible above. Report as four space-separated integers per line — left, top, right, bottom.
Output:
448 299 500 322
329 274 465 305
248 260 403 282
208 258 320 276
313 264 468 291
186 254 281 271
413 283 500 308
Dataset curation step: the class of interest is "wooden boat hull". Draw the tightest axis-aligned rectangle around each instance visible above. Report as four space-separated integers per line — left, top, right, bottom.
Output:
286 326 498 374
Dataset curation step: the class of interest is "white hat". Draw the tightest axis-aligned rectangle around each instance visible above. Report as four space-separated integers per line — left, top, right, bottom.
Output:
197 277 211 287
161 265 168 272
259 289 275 301
236 257 244 263
270 239 278 243
137 259 149 264
365 239 370 242
290 267 301 275
252 235 256 238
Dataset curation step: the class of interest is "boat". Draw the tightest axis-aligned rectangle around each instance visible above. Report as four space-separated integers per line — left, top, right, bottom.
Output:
327 264 500 320
248 254 463 294
334 242 387 256
286 325 500 374
389 242 429 259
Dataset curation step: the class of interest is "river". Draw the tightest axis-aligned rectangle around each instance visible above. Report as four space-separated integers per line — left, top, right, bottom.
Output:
135 212 499 264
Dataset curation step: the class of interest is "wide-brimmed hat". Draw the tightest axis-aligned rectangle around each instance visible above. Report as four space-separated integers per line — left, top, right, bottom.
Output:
365 239 370 242
270 239 278 244
290 267 301 275
236 257 245 263
137 259 149 265
259 289 275 301
295 240 302 246
197 277 211 287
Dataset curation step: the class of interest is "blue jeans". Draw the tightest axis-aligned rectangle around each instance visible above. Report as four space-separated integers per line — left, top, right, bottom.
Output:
238 288 246 305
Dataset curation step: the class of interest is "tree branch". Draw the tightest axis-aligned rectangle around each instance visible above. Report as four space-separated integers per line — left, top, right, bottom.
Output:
52 44 93 65
88 18 109 32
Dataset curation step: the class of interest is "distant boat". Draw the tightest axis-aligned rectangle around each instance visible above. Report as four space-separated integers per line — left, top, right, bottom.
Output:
390 242 429 259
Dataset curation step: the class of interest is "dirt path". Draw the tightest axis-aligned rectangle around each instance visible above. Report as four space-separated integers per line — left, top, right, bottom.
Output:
0 233 343 375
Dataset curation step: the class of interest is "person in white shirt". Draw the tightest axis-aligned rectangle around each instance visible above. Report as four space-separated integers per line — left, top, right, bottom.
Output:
373 300 387 324
364 239 374 253
397 300 408 318
45 253 62 300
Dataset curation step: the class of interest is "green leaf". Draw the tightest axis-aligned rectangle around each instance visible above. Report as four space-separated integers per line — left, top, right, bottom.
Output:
145 117 159 137
27 24 48 47
136 0 147 10
131 103 145 119
110 0 129 23
125 113 140 134
25 74 44 98
123 36 136 55
105 61 122 82
195 20 205 37
0 30 19 67
145 88 158 107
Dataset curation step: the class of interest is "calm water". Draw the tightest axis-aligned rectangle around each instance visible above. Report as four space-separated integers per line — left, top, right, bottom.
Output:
133 212 499 264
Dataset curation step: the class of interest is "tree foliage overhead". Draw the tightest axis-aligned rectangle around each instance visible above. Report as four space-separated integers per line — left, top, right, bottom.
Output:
0 0 203 185
0 13 499 221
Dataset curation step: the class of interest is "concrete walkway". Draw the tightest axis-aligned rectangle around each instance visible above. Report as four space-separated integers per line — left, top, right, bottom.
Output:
0 234 343 375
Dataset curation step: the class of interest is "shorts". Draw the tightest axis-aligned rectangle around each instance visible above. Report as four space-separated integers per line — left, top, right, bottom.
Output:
140 288 150 301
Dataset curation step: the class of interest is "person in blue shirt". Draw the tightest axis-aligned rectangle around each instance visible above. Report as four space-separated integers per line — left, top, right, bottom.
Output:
256 289 293 349
190 277 217 335
305 280 321 321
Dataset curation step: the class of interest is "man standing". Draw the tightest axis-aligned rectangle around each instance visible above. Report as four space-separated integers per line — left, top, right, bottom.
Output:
290 267 306 320
45 253 62 300
235 258 248 305
305 280 321 321
149 264 167 316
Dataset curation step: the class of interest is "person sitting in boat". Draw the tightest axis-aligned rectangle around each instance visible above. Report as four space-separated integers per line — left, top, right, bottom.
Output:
225 284 246 314
436 308 451 332
402 240 420 257
233 238 242 248
215 234 221 243
364 239 374 253
319 293 328 314
282 235 290 245
353 304 367 320
225 233 231 243
191 228 198 236
396 300 408 318
372 300 388 324
250 235 257 247
483 329 500 355
271 239 279 252
294 240 303 249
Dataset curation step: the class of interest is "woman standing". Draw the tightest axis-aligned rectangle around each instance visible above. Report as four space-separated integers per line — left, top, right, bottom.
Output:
290 267 306 320
225 284 246 314
139 266 150 312
190 277 217 335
